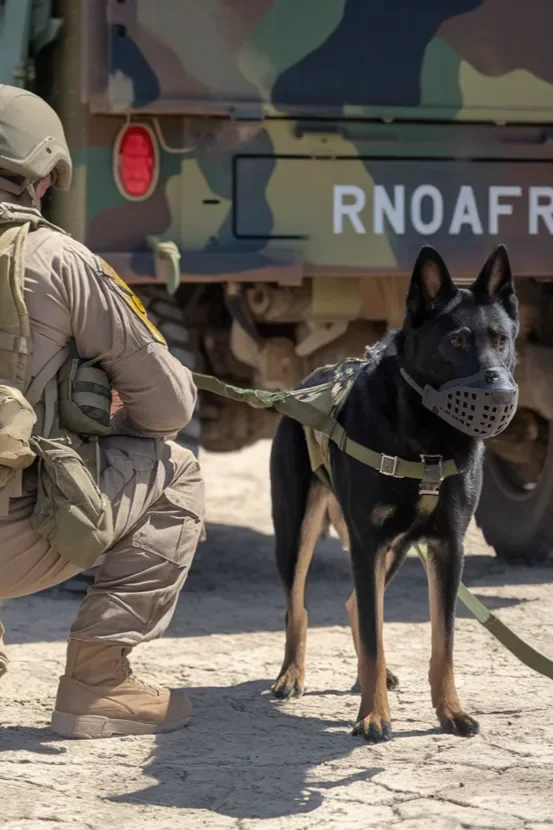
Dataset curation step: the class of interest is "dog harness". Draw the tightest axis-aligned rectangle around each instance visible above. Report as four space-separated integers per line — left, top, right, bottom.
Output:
192 367 553 683
192 359 459 497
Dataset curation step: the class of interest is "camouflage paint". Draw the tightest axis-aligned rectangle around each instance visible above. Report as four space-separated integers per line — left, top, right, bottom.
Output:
42 0 553 283
95 0 553 121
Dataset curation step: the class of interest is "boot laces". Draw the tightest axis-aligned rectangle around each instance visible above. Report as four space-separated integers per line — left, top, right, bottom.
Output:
121 654 160 696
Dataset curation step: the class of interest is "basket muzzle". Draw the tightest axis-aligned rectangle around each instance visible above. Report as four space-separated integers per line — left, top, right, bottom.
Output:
400 366 518 439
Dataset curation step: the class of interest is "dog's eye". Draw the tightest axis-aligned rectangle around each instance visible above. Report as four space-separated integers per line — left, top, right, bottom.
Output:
494 332 508 349
449 328 470 348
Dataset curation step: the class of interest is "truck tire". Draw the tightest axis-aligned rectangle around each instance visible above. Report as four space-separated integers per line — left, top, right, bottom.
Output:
49 287 201 597
475 421 553 565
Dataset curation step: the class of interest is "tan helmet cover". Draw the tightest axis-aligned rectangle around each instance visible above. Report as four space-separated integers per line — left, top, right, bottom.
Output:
0 85 71 190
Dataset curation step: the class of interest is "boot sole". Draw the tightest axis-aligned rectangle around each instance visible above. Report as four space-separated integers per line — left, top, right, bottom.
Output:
50 711 191 739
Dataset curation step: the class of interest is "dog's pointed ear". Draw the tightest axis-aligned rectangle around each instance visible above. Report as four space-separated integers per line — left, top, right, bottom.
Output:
471 245 517 321
405 246 457 327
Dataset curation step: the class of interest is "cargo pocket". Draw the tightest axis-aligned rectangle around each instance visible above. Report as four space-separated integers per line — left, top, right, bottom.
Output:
30 435 115 570
129 484 204 567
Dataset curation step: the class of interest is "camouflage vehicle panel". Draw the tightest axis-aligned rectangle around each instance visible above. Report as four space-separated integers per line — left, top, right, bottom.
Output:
91 0 553 123
50 0 553 287
4 0 553 563
56 115 553 285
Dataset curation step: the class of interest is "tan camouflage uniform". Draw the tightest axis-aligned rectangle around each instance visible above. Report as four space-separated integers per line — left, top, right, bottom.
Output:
0 84 204 737
0 187 204 643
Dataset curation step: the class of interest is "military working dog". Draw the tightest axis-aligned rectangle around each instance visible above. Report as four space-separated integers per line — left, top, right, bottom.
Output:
269 245 519 742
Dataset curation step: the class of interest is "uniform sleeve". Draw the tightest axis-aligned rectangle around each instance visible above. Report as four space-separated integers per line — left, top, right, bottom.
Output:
60 242 197 439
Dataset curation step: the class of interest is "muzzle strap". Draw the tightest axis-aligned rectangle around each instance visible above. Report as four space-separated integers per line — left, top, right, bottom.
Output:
400 367 424 397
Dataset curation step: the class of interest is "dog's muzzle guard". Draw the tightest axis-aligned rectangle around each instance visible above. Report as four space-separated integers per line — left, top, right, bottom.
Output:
400 366 518 439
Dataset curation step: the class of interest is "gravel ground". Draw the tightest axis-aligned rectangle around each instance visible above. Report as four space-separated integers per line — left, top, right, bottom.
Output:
1 439 553 830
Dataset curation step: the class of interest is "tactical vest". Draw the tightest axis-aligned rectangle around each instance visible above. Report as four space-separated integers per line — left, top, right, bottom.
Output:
0 203 115 569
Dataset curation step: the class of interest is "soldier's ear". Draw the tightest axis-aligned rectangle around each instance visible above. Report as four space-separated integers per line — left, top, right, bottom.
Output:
405 246 458 328
471 245 518 322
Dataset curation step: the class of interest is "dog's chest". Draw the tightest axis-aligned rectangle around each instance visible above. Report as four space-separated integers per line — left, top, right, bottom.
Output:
367 483 440 540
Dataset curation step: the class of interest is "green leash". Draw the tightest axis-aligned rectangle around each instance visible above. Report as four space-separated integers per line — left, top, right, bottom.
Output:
193 370 553 682
415 544 553 681
192 372 459 484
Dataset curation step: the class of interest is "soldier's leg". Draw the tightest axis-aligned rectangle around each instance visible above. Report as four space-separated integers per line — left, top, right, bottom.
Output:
52 437 205 739
0 497 82 600
71 436 204 643
0 497 85 676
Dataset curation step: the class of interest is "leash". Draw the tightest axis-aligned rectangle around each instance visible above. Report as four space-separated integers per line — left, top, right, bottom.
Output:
192 372 458 490
415 544 553 681
192 371 553 682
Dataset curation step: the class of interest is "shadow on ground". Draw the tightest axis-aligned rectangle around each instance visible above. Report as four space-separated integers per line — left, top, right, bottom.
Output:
2 521 550 644
1 519 551 822
0 679 384 820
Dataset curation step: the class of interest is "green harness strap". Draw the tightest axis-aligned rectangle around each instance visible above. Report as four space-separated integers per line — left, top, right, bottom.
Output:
192 372 458 483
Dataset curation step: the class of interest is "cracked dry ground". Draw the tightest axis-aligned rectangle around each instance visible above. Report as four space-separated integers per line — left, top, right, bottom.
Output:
1 440 553 830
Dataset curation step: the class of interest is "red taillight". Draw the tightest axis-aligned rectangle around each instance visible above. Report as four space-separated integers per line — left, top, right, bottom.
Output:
114 123 159 200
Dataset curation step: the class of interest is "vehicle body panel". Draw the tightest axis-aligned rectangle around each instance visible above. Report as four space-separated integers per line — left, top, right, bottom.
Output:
5 0 553 283
88 0 553 124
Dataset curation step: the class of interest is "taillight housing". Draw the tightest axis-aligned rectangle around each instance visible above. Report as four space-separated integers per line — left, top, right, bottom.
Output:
113 123 159 201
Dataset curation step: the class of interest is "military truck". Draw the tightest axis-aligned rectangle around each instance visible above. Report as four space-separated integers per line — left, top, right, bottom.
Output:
3 0 553 564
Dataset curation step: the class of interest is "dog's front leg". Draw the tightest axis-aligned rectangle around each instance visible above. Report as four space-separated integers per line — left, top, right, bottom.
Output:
350 542 391 742
346 588 399 693
426 538 479 737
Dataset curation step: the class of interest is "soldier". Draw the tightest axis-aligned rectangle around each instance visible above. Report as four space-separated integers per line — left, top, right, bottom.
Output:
0 85 205 738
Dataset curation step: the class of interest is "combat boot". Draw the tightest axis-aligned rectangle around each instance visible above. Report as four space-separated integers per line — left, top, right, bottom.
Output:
51 638 191 738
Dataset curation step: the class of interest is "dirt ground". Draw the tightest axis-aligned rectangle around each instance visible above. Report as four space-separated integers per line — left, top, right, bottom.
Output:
2 439 553 830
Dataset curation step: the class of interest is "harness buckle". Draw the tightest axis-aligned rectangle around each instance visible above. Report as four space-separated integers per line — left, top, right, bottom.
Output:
419 454 444 496
379 454 400 477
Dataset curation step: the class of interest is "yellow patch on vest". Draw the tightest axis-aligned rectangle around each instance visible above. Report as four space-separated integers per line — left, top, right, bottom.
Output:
98 258 166 345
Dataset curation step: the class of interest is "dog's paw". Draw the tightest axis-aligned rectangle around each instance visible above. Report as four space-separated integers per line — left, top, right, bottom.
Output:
351 670 399 694
352 713 392 743
437 708 480 738
271 665 305 700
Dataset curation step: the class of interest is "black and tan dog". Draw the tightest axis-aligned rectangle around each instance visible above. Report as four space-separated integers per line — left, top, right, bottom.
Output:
269 245 519 742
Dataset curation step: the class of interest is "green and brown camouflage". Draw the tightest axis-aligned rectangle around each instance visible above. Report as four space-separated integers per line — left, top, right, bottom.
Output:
5 0 553 563
9 0 553 285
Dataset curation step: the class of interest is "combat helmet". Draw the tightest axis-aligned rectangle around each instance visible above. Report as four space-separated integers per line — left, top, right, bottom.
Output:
0 85 72 190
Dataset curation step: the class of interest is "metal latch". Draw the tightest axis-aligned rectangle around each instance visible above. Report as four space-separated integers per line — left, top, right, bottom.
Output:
419 455 444 496
379 454 400 477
